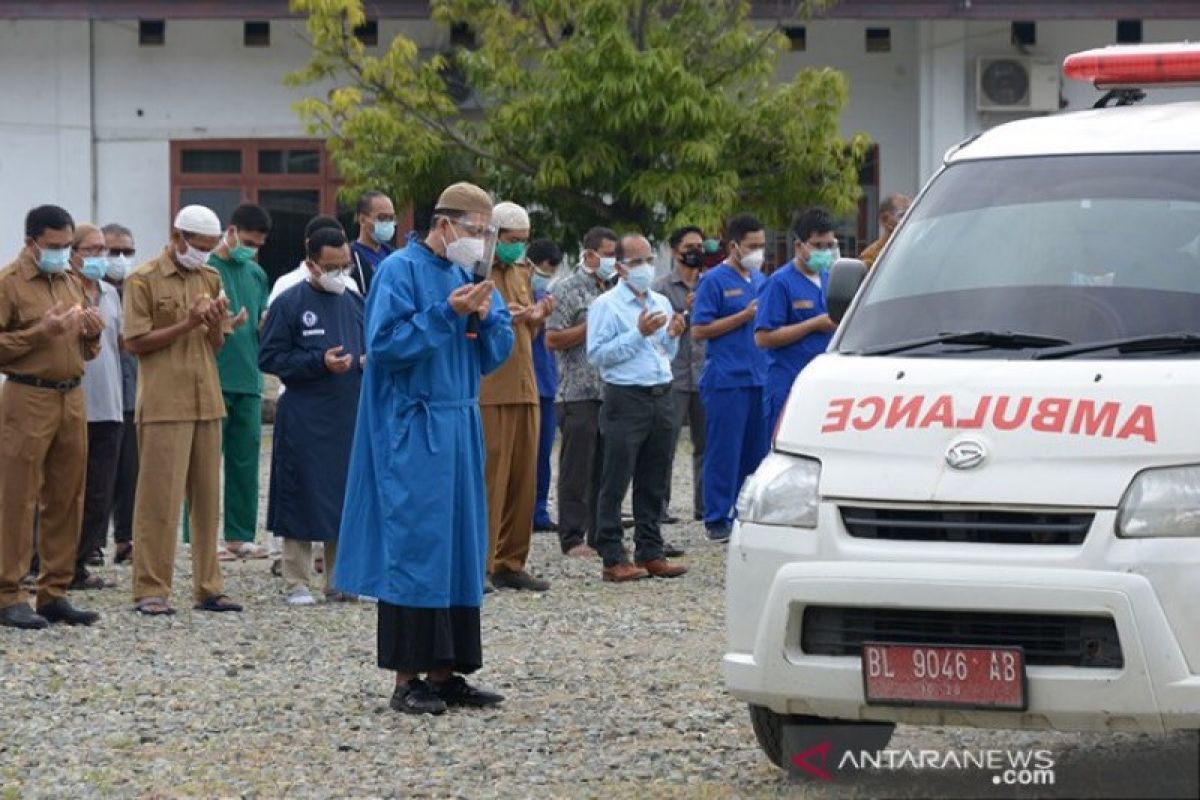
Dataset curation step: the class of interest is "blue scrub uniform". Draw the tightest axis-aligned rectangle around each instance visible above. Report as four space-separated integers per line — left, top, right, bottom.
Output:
756 263 833 435
691 263 768 527
531 288 558 528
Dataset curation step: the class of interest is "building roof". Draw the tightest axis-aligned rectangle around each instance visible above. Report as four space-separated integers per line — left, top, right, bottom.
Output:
948 101 1200 161
7 0 1200 20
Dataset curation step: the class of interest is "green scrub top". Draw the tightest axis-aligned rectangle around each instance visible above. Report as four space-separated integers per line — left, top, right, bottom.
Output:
208 253 270 395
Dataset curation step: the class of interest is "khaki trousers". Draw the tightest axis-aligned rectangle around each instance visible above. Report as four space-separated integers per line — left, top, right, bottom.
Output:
282 538 336 594
482 403 539 574
132 419 223 603
0 382 86 607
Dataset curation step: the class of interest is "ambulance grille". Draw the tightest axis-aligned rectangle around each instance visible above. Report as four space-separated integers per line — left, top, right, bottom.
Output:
801 606 1123 668
839 506 1093 545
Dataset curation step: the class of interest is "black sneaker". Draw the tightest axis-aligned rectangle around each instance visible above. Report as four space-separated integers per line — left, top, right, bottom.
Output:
490 570 550 592
663 542 686 558
37 598 100 626
390 679 447 715
431 675 505 708
705 522 732 543
0 602 48 630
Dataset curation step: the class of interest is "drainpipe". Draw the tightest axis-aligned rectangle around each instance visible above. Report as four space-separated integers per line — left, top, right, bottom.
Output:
89 17 99 221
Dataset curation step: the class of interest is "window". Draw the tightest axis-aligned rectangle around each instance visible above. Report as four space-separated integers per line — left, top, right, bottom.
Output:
181 149 242 174
1011 21 1036 47
138 20 165 46
784 26 806 52
865 27 891 53
258 149 320 175
244 21 270 47
1116 19 1143 44
353 19 379 46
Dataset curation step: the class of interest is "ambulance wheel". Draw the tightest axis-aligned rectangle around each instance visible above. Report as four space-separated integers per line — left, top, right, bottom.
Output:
748 704 895 771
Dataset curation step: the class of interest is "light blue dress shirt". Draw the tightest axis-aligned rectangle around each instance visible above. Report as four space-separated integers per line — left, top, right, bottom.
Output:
586 280 679 386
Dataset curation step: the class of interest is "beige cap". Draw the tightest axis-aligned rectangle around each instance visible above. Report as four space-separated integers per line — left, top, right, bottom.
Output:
491 201 530 231
435 182 493 217
174 205 222 236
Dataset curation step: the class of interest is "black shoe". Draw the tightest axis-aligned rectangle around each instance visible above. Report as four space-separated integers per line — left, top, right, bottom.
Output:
705 522 732 543
490 570 550 592
431 674 504 708
693 511 704 522
660 514 681 525
620 515 636 530
36 598 100 626
533 520 558 533
663 542 686 558
113 542 133 564
0 602 48 630
70 571 114 591
390 679 447 715
86 549 105 567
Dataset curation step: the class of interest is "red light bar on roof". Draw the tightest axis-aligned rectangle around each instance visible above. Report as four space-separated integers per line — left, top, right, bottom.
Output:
1063 42 1200 88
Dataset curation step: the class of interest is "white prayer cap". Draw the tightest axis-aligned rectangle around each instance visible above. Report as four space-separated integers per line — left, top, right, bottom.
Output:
174 205 222 236
492 201 530 232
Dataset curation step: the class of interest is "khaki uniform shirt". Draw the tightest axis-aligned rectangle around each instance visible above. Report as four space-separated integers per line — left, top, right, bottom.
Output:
480 261 537 406
0 252 99 381
123 247 226 423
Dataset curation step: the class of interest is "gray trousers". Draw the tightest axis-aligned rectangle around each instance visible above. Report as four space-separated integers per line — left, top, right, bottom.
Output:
664 389 705 518
556 400 603 553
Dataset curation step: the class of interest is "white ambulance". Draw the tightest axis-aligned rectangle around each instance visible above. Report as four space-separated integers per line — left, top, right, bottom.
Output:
725 43 1200 768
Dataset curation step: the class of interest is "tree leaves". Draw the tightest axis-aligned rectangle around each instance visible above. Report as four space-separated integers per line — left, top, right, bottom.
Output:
288 0 866 244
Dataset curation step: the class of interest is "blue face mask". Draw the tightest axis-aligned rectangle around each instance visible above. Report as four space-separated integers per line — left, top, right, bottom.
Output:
371 220 396 245
597 256 618 281
807 248 835 273
81 256 108 281
624 264 654 294
37 245 71 274
532 272 552 293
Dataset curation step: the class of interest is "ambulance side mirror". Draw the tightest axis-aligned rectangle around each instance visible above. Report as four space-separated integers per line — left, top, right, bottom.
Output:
826 258 868 324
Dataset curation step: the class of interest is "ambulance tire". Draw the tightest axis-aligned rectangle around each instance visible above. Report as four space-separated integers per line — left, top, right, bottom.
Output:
748 704 895 771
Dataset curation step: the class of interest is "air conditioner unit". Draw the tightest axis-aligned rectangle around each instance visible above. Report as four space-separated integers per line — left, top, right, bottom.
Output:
976 56 1059 112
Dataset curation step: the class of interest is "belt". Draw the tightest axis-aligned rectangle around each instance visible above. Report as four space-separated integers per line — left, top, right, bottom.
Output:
4 373 81 392
605 382 672 397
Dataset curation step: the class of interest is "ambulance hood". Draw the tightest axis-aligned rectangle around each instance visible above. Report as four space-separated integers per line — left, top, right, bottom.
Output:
776 355 1200 507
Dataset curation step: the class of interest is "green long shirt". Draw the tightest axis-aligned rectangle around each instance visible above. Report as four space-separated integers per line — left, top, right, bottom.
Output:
208 253 270 396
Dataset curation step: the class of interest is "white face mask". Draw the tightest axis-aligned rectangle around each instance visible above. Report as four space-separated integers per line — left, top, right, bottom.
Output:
177 238 211 271
738 247 765 272
445 233 486 269
106 254 132 281
317 269 348 295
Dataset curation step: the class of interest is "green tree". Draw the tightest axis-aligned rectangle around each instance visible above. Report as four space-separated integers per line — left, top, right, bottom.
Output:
289 0 869 244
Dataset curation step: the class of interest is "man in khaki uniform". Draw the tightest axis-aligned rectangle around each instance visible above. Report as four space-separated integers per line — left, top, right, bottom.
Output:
0 204 104 629
858 193 911 269
124 205 243 615
481 202 551 592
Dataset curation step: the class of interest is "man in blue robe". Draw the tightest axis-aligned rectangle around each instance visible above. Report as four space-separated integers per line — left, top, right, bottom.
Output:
259 227 364 606
334 182 515 716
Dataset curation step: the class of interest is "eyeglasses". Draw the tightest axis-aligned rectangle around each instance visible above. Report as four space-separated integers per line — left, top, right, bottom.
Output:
622 257 655 267
108 247 136 257
76 245 106 256
448 217 489 238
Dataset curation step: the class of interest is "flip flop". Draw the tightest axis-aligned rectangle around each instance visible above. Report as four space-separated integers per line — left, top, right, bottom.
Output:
194 594 243 613
216 547 238 562
226 542 270 560
135 597 176 616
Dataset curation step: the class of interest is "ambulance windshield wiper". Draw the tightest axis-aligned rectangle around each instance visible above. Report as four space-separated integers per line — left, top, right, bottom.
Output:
1032 332 1200 359
857 330 1070 356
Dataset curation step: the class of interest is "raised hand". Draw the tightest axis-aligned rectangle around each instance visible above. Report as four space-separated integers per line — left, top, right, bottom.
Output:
230 307 250 330
39 301 77 337
637 309 668 336
188 295 214 327
472 281 495 318
667 312 686 338
80 307 106 337
324 345 353 374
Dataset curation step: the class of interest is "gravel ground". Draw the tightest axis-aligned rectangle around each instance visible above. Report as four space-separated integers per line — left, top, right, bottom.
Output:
2 427 1197 798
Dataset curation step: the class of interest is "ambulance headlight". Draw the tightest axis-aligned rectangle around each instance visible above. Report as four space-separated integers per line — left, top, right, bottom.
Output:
736 453 821 528
1117 465 1200 538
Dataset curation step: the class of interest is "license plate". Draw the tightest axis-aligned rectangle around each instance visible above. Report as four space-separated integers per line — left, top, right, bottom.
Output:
862 643 1026 710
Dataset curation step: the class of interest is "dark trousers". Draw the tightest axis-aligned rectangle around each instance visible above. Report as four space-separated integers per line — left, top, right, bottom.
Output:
664 389 705 518
534 396 555 526
77 420 123 572
556 399 603 552
110 410 137 544
595 384 674 568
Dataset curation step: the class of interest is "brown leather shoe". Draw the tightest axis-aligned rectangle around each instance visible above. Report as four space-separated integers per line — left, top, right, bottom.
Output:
602 563 649 582
636 558 689 578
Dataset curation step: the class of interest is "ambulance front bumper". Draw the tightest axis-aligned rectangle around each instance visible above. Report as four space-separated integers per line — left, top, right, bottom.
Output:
723 518 1200 734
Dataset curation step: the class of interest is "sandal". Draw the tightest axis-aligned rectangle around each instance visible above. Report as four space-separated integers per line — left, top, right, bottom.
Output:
135 597 176 616
216 547 238 562
194 594 243 613
226 542 270 560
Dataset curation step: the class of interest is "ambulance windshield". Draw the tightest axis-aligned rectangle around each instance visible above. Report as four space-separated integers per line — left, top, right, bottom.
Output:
839 153 1200 358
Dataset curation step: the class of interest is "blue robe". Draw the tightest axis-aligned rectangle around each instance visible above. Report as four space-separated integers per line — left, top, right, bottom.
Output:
259 281 364 541
334 239 514 608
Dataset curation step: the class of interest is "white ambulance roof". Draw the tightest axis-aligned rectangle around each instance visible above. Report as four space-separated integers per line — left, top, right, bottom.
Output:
948 101 1200 163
